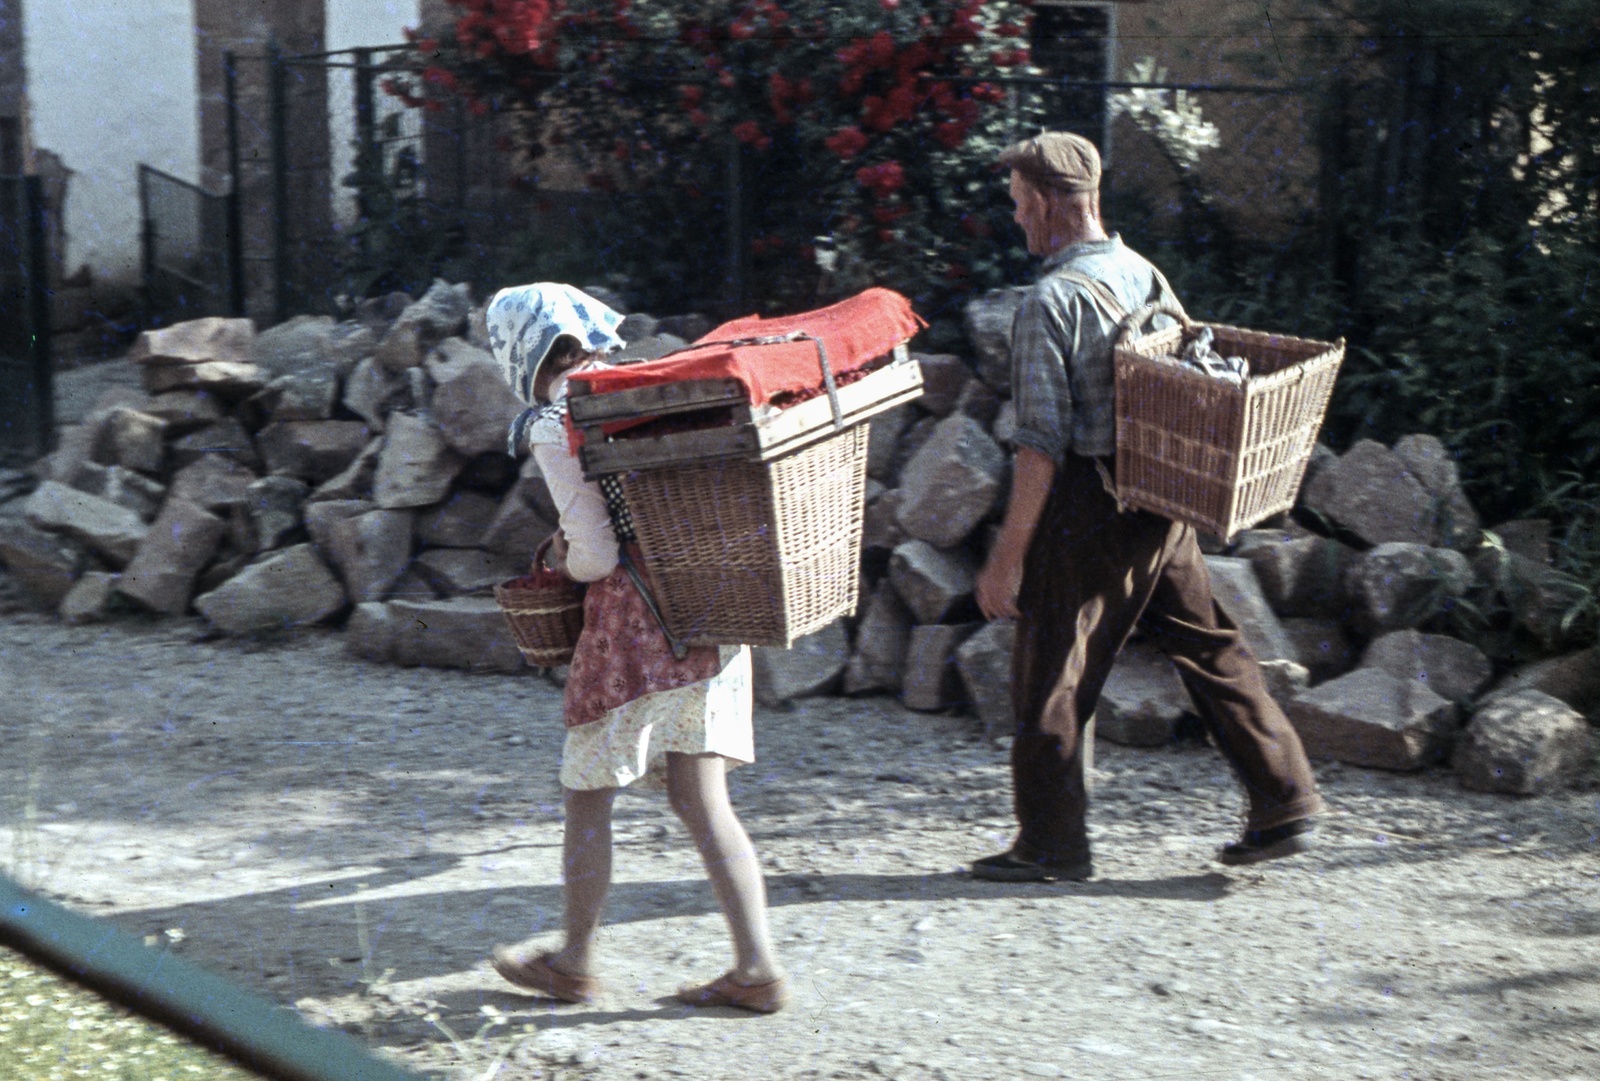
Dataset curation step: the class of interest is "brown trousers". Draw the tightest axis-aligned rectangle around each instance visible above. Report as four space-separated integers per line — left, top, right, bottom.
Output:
1009 454 1324 864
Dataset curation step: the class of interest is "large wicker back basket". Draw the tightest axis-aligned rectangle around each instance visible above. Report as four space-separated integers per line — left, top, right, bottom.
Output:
1113 306 1344 540
617 423 870 648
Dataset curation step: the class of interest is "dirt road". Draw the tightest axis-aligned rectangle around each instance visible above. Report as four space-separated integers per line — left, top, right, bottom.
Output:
1 611 1596 1080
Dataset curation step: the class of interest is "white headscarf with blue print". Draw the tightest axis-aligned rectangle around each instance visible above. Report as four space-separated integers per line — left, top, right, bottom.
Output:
487 282 625 453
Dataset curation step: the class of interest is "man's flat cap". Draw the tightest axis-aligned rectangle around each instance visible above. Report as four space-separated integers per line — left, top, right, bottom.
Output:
997 132 1102 193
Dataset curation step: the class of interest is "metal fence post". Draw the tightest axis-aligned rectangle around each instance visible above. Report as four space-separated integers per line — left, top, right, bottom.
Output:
352 48 376 227
268 36 290 324
24 175 52 456
223 50 247 316
137 165 156 324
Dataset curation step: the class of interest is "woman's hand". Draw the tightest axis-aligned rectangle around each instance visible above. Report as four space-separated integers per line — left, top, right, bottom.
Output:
543 530 571 578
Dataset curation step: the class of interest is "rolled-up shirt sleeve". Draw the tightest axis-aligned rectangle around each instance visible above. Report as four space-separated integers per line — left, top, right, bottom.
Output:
1008 289 1076 466
531 442 619 582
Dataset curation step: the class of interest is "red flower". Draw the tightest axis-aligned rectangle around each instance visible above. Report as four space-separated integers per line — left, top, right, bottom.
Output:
933 119 970 149
997 22 1024 38
422 65 458 92
971 81 1005 104
855 160 906 198
880 0 900 9
468 98 490 117
824 126 869 160
959 213 993 238
688 108 709 127
876 228 896 243
417 38 439 53
872 204 910 224
680 84 704 108
733 120 765 144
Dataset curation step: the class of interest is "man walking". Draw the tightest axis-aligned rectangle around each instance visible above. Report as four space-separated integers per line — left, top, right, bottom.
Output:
971 132 1324 882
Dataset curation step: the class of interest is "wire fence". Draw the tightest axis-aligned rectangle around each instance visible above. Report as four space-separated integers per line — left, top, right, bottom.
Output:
138 165 240 322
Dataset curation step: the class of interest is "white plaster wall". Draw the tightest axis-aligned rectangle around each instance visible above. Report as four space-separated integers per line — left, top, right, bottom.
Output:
327 0 420 224
23 0 199 285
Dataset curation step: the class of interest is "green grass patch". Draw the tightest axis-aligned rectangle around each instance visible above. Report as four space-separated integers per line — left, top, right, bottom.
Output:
0 944 264 1081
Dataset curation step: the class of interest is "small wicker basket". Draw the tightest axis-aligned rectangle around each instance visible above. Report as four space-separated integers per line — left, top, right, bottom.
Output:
1113 305 1344 541
493 539 585 667
617 423 870 648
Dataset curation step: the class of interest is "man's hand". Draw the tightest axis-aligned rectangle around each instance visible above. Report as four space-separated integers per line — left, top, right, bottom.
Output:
975 446 1058 621
543 530 571 578
976 545 1024 621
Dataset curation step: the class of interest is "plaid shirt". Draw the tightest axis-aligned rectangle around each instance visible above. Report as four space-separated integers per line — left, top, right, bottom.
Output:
1009 234 1179 462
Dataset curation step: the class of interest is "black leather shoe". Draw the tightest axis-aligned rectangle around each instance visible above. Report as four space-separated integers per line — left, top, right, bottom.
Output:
970 849 1094 883
1217 819 1315 866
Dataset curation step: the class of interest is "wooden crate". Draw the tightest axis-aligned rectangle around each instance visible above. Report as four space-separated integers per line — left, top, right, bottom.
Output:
571 344 919 478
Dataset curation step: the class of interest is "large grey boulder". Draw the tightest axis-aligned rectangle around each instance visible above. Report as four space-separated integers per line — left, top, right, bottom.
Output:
416 491 499 548
116 498 228 615
410 547 523 596
69 462 165 522
842 580 912 694
307 438 382 503
59 571 121 624
955 620 1015 737
481 496 556 559
896 414 1005 548
962 287 1027 393
167 419 261 472
255 421 371 483
193 544 347 635
1285 667 1457 770
1475 549 1589 652
888 539 976 624
901 623 982 711
23 481 148 566
616 312 659 343
250 370 340 423
93 407 167 474
1454 690 1593 795
613 333 687 364
1299 439 1436 547
1202 555 1297 663
342 356 411 431
1243 535 1354 619
866 404 915 483
861 489 906 556
1361 629 1493 705
38 424 99 485
1259 658 1312 706
396 279 473 343
127 316 254 366
0 516 88 607
246 314 338 378
166 456 259 513
911 353 969 417
752 619 850 707
141 389 226 432
383 596 524 673
323 508 415 603
955 378 1001 428
1343 542 1473 637
234 475 309 554
428 350 525 458
1280 616 1358 684
302 499 372 558
141 357 267 397
1095 639 1194 746
991 400 1017 446
1487 646 1600 720
888 415 939 485
374 413 461 509
345 601 402 662
1392 434 1480 550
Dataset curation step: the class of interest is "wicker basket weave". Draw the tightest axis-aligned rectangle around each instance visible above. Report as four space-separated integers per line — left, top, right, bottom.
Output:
493 540 585 667
617 423 870 648
1113 305 1344 541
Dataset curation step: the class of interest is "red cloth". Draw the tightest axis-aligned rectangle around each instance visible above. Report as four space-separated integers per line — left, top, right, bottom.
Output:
568 287 923 406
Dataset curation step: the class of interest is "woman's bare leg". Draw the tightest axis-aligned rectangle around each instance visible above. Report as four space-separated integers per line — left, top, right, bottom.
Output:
665 752 781 984
548 785 617 977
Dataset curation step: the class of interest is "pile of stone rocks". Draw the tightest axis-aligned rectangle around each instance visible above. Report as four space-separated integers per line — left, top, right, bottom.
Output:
772 288 1596 797
2 281 610 672
0 281 1594 795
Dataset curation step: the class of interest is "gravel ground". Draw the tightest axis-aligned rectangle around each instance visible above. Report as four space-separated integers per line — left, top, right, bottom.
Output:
1 611 1597 1081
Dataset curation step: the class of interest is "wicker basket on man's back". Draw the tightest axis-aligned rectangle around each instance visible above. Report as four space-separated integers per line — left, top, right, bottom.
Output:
1112 305 1345 541
563 288 926 649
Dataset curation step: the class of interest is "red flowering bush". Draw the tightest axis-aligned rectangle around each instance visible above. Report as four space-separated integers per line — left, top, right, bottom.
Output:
388 0 1044 314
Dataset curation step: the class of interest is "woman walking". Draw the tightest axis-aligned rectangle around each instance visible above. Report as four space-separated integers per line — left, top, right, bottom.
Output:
485 283 787 1013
